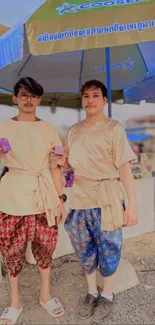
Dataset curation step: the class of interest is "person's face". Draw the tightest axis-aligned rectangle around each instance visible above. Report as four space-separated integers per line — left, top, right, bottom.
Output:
13 87 41 114
82 87 107 117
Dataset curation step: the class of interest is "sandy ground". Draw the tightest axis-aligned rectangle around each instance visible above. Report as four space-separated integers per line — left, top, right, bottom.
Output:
0 232 155 324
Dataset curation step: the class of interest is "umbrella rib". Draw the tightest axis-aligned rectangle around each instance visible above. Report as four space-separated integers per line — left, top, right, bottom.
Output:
18 54 32 77
79 50 84 93
136 44 148 80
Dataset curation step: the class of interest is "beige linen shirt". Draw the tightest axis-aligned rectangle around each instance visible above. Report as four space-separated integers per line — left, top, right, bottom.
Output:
67 117 137 231
0 119 61 227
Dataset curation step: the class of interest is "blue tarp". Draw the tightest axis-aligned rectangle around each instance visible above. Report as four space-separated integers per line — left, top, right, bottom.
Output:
127 133 152 142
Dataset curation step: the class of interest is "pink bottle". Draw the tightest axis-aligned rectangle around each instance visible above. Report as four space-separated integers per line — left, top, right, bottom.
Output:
54 146 65 155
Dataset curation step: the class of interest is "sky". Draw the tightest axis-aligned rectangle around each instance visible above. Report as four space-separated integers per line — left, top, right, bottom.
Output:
0 0 46 27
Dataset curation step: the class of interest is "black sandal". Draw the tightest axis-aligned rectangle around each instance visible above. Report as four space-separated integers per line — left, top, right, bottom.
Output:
78 293 98 319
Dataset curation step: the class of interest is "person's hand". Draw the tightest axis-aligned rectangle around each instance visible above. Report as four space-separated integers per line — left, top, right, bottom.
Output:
0 140 4 154
57 202 66 224
50 146 67 167
0 145 5 154
123 203 138 227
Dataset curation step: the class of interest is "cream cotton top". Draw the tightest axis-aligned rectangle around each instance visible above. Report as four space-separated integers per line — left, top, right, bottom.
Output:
67 117 137 231
0 119 62 227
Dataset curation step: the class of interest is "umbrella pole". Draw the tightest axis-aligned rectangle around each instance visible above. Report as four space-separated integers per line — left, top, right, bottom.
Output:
105 47 112 117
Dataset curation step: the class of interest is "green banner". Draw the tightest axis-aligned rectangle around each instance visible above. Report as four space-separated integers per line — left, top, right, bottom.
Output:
29 0 153 20
26 0 155 55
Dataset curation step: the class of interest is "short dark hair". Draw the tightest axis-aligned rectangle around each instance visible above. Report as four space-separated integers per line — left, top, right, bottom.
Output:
81 80 107 98
14 77 44 97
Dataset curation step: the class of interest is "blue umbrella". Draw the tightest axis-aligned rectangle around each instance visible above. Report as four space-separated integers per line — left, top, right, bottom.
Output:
1 2 155 116
124 75 155 103
1 27 155 115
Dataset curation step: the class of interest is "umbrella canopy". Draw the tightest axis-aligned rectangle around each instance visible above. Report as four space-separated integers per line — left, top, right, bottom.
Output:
1 0 155 116
0 92 81 108
0 88 124 108
26 0 155 55
124 75 155 103
1 0 155 57
0 35 155 92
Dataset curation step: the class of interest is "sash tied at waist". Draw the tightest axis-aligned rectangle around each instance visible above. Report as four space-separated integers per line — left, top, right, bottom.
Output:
96 178 125 231
73 177 126 231
8 167 60 227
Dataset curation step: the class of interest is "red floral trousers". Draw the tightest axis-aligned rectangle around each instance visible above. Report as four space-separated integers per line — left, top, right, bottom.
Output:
0 212 58 277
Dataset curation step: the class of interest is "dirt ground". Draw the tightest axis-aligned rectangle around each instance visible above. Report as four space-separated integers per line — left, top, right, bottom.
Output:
0 232 155 324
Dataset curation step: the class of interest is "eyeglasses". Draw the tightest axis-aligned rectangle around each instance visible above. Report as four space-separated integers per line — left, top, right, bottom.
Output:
19 93 39 101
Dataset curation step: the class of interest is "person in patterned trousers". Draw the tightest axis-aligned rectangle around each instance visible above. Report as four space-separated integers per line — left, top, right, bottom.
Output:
51 80 138 324
0 77 66 325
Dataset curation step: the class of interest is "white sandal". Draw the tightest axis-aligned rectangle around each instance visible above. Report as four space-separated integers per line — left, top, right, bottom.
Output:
40 298 65 318
0 306 23 325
